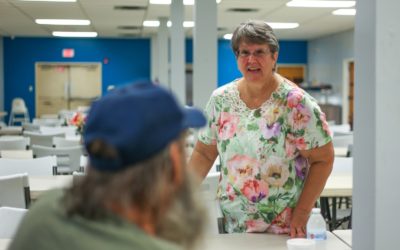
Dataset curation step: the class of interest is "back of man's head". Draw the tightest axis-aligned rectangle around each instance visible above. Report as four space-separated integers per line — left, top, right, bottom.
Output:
64 82 207 249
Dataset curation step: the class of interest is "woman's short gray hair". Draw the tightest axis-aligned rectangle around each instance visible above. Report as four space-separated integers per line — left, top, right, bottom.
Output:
231 20 280 56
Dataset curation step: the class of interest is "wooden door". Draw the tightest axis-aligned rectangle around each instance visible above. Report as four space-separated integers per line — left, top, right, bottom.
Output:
36 63 102 117
69 64 102 110
277 66 305 85
348 62 354 129
36 64 69 117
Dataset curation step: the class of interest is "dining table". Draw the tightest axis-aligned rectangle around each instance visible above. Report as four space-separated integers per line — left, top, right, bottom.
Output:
333 229 352 247
0 233 351 250
0 239 10 250
199 232 351 250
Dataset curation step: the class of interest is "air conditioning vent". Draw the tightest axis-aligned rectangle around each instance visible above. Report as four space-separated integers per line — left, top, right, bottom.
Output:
117 26 141 30
114 6 147 11
227 8 258 13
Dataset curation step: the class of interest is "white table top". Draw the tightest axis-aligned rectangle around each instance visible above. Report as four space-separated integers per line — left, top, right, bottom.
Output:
29 169 352 201
320 157 353 197
30 175 73 200
321 175 352 197
334 147 348 157
0 239 11 250
0 150 33 159
1 233 350 250
199 232 351 250
333 229 352 247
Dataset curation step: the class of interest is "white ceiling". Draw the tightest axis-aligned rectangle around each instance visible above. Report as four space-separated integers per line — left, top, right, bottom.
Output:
0 0 355 40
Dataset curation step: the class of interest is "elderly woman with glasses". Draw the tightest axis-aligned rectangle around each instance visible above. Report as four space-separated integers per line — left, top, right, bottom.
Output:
189 20 334 238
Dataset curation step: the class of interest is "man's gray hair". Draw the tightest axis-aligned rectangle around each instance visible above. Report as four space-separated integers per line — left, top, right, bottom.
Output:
63 135 206 249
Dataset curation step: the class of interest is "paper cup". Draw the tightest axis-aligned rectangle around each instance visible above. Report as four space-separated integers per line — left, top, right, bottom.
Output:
286 238 316 250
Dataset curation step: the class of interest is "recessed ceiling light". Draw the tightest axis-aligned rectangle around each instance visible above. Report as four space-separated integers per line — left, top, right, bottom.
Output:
223 33 232 40
287 0 355 8
20 0 76 2
149 0 171 4
143 20 160 27
35 19 90 25
144 20 194 28
150 0 221 5
332 8 356 15
267 22 299 29
52 31 97 37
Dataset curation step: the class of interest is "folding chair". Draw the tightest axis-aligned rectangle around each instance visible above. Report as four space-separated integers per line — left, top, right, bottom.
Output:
0 137 29 150
32 145 83 174
0 156 56 176
23 131 65 147
0 207 28 238
0 173 30 208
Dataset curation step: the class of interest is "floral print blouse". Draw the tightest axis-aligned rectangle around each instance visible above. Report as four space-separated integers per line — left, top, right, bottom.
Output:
198 78 332 234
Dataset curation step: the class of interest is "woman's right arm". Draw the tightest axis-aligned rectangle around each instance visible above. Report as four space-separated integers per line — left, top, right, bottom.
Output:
188 141 219 180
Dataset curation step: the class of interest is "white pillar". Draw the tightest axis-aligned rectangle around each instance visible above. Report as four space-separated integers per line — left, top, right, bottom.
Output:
0 37 4 111
170 0 186 105
151 35 159 83
192 0 217 109
157 17 169 88
354 0 400 249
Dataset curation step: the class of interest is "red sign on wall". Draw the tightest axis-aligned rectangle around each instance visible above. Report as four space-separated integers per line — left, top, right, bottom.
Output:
62 48 75 58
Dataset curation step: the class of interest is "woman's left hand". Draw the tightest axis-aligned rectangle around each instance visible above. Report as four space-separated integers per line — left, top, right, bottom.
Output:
289 207 309 238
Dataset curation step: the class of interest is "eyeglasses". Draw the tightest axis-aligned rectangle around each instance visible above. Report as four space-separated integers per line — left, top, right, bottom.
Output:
237 49 271 59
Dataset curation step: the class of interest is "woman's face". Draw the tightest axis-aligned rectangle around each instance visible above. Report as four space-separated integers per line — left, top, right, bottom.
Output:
236 42 278 84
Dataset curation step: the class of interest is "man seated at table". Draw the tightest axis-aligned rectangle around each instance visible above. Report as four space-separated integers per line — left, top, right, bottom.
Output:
9 82 207 250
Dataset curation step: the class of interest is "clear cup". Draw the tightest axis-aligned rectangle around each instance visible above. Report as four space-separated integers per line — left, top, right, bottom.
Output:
286 238 316 250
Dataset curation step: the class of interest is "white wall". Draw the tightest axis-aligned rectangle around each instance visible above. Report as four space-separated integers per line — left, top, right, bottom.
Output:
307 29 354 104
0 37 4 111
354 0 400 249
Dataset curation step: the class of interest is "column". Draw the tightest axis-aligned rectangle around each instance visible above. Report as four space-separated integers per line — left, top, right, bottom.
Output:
0 37 4 111
170 0 186 105
354 0 400 249
157 17 169 88
151 35 159 83
192 0 217 109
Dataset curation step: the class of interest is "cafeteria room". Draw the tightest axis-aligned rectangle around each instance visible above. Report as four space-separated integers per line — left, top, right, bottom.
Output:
0 0 398 249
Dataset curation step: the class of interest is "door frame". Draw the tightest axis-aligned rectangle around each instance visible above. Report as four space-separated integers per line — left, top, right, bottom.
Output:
341 58 354 125
35 62 102 118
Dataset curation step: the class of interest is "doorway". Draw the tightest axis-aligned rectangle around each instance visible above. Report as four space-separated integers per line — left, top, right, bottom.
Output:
342 59 354 128
35 63 102 117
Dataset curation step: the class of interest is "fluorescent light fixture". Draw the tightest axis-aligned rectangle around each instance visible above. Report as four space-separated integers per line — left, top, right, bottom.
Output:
144 20 194 28
52 31 97 37
183 21 194 28
267 22 299 29
143 20 160 27
150 0 221 5
36 19 90 25
332 8 356 15
287 0 355 8
149 0 171 4
20 0 76 2
223 33 232 40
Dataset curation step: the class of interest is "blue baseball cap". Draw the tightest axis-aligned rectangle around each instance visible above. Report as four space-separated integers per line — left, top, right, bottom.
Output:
84 82 206 172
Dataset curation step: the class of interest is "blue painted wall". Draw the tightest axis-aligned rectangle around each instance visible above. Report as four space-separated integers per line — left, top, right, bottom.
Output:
4 37 150 119
3 37 306 118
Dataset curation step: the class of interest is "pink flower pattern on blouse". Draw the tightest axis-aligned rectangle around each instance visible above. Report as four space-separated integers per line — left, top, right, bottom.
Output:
199 78 332 233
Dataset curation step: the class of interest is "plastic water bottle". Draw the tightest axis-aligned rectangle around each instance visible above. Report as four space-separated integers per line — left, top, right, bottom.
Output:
306 208 327 240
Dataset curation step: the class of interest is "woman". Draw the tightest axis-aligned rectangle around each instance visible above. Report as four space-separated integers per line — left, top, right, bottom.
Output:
189 20 334 238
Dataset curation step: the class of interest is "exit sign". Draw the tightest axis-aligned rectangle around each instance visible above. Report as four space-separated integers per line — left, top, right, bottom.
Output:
62 48 75 58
